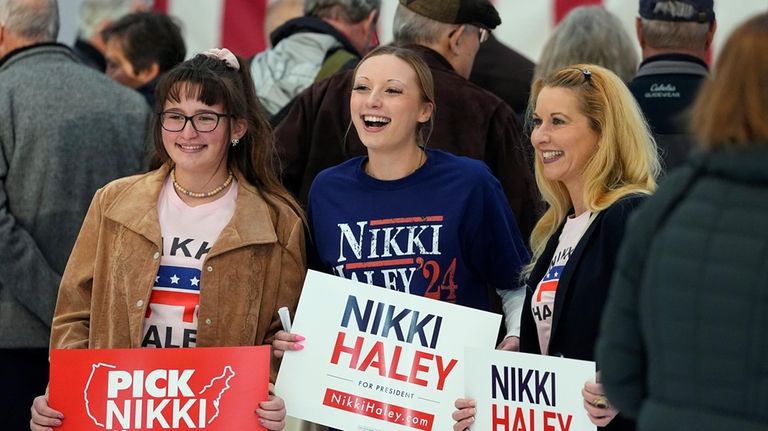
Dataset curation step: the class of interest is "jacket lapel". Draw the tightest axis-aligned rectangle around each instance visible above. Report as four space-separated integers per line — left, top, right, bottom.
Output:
207 171 278 258
548 211 604 350
103 166 168 248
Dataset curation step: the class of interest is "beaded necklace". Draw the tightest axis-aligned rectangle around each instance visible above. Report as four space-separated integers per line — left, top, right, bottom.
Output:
171 168 234 199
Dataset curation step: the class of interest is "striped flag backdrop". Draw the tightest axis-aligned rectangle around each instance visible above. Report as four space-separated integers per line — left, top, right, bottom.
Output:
150 0 767 63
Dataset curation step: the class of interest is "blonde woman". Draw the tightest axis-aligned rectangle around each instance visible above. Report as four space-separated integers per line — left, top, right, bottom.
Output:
453 65 659 431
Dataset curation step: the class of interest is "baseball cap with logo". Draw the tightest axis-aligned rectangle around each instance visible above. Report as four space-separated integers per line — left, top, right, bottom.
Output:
639 0 715 24
399 0 501 30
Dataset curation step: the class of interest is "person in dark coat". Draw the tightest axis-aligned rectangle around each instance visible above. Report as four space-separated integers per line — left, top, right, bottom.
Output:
598 12 768 431
469 32 534 116
629 0 717 171
275 0 540 242
452 64 660 431
0 1 149 429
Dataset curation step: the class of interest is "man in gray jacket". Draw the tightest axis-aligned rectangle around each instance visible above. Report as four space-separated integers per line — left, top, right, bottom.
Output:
250 0 380 122
0 0 149 427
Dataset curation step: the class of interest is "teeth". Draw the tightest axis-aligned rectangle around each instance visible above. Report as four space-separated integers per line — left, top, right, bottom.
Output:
179 144 204 150
363 115 390 123
542 150 563 160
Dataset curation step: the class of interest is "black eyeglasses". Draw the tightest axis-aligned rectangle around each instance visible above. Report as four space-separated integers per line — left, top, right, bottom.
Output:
159 111 233 132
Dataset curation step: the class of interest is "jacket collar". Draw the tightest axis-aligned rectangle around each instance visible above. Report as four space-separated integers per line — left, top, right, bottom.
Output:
0 42 77 71
635 53 709 79
271 16 361 56
104 164 278 254
699 146 768 184
403 44 458 75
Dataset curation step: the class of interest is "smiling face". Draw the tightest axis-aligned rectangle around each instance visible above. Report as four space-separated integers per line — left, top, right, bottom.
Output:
350 54 433 154
161 87 245 180
531 86 600 198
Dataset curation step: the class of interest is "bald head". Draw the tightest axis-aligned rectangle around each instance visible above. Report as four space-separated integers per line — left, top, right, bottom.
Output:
0 0 60 42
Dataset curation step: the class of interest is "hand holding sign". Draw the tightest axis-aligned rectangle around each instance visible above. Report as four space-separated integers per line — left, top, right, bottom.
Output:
30 395 64 431
272 330 305 359
451 398 476 431
581 373 618 427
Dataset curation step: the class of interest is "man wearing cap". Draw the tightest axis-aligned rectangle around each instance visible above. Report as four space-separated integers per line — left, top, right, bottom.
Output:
275 0 539 241
631 0 716 170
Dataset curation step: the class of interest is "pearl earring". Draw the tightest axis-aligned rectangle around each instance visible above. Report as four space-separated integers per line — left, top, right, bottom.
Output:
231 138 239 147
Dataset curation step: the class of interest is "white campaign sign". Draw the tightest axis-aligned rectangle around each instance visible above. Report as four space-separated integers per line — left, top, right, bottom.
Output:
276 270 502 431
465 348 596 431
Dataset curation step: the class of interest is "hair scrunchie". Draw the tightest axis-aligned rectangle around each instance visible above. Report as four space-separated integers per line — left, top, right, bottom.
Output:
202 48 239 71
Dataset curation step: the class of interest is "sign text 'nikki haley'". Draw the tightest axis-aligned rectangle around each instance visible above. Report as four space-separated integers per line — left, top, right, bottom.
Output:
464 348 596 431
276 270 500 431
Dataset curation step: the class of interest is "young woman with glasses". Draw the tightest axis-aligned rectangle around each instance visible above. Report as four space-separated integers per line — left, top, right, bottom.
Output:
452 65 660 431
30 49 304 431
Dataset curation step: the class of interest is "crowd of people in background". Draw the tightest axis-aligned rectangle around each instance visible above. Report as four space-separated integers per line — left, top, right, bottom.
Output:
0 0 766 430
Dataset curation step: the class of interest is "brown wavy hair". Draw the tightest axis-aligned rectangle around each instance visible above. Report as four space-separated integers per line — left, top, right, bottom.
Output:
149 53 303 220
691 12 768 149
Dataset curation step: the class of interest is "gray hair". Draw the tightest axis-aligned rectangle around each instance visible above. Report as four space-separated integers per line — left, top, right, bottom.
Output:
392 3 453 45
78 0 134 39
640 0 712 50
535 6 638 82
640 18 710 50
304 0 379 23
0 0 59 41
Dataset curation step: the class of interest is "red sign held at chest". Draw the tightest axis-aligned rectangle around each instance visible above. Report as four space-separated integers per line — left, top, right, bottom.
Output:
50 346 270 431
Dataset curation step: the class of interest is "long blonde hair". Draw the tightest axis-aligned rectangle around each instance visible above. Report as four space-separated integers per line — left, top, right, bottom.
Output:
523 64 660 277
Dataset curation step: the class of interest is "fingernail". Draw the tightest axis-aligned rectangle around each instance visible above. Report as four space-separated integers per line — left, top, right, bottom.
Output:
294 343 304 350
469 400 476 407
54 420 62 426
470 408 476 415
295 334 305 341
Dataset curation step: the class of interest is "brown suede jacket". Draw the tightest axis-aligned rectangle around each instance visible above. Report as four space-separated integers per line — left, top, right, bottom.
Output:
50 164 306 379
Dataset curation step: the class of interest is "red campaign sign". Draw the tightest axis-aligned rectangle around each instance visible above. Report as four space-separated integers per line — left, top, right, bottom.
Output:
50 346 270 431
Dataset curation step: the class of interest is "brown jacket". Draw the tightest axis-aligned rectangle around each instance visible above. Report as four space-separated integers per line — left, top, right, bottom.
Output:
50 165 306 378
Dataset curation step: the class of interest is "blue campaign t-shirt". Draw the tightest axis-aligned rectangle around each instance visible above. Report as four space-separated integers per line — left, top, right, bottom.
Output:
308 149 530 312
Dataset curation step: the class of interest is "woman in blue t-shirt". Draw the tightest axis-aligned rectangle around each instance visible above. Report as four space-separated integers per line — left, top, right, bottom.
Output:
272 45 530 358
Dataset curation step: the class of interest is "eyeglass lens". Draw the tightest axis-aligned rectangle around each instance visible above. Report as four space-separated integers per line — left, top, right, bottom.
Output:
161 112 222 132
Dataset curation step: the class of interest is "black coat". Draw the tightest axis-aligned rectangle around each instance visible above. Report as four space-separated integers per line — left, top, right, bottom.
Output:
520 196 645 431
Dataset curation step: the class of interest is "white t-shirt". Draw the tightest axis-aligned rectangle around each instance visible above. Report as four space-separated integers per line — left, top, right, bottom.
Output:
141 177 237 348
532 211 592 354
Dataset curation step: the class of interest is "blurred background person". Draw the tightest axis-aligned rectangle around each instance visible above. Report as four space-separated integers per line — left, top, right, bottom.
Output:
102 10 186 107
470 31 535 117
630 0 717 171
250 0 380 121
0 0 149 428
535 5 638 83
264 0 304 47
599 11 768 431
453 64 660 431
72 0 151 71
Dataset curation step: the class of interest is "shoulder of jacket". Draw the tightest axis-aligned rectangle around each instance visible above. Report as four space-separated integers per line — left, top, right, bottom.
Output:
94 172 153 204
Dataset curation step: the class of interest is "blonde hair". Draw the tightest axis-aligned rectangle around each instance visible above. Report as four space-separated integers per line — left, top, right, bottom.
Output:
523 64 660 277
